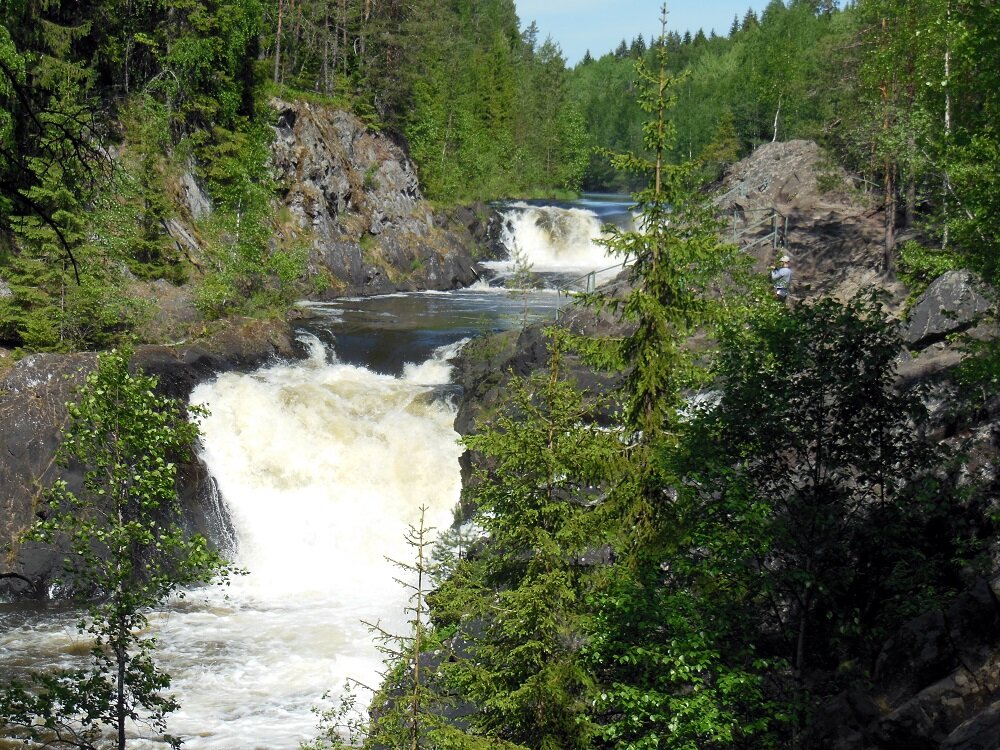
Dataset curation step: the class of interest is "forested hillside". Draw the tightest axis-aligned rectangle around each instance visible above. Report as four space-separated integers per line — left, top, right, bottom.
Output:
0 0 587 355
3 0 997 355
569 0 999 291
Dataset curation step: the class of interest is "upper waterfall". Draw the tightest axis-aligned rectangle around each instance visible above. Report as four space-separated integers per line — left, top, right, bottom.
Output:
488 194 634 287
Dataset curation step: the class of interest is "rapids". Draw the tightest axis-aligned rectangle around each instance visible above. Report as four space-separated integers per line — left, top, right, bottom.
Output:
0 194 631 748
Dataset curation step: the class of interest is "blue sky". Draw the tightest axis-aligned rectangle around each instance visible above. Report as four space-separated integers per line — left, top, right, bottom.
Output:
514 1 771 65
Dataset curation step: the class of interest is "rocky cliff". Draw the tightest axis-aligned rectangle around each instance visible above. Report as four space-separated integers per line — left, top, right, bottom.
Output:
269 98 483 296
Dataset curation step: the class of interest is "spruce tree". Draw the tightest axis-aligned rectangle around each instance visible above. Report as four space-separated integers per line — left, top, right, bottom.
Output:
432 331 620 750
576 6 767 748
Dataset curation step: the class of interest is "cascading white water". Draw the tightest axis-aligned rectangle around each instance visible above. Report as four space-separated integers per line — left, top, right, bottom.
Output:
496 202 611 272
154 336 465 748
0 336 465 750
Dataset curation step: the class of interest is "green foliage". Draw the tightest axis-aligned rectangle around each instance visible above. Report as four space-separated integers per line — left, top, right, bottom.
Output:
0 348 235 748
194 121 307 317
115 96 188 283
567 1 852 187
897 240 961 294
585 565 779 750
431 333 619 750
691 293 991 714
1 86 145 351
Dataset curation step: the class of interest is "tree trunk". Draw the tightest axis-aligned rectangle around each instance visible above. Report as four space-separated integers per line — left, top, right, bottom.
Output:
772 96 781 143
274 0 284 85
340 0 348 78
943 4 952 249
116 642 127 750
322 3 330 94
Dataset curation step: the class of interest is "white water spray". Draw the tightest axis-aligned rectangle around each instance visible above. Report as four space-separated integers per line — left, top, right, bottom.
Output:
143 337 464 748
497 202 612 272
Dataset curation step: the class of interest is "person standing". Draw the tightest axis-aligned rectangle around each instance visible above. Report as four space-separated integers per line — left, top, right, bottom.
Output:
771 254 793 301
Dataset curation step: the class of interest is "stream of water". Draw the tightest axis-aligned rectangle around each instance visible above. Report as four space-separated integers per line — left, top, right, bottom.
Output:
0 195 631 748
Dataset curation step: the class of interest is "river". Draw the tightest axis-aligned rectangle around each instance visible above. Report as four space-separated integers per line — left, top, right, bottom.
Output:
0 195 632 748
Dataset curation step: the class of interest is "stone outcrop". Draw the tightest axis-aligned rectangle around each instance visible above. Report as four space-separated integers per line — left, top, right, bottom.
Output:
807 577 1000 750
0 318 304 601
269 98 483 295
905 270 994 349
715 139 908 307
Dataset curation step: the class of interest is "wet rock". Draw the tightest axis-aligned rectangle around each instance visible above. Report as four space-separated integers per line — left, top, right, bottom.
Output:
905 270 994 350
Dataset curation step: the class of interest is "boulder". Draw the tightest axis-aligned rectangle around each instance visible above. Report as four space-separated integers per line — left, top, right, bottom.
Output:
807 578 1000 749
941 701 1000 749
905 270 994 350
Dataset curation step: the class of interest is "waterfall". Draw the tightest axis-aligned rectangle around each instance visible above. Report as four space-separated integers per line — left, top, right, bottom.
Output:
498 202 609 271
0 200 623 747
488 198 634 289
88 336 462 749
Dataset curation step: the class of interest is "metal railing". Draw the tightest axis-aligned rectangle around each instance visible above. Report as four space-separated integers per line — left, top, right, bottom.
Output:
554 260 630 319
731 207 787 250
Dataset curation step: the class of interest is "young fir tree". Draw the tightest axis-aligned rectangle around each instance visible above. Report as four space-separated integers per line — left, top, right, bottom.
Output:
0 349 235 749
431 330 620 750
576 2 748 530
576 5 769 748
303 507 524 750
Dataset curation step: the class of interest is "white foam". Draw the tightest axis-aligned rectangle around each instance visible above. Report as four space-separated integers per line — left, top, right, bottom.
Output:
499 202 612 272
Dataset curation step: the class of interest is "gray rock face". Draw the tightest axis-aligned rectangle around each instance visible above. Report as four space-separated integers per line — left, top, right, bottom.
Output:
715 140 907 306
0 353 97 598
269 98 482 295
807 577 1000 749
0 277 12 298
177 163 213 220
906 270 994 349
